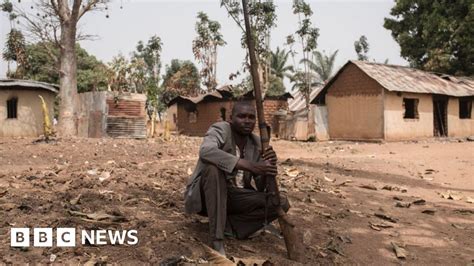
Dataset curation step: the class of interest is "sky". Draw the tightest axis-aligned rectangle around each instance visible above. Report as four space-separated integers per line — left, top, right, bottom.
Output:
0 0 407 89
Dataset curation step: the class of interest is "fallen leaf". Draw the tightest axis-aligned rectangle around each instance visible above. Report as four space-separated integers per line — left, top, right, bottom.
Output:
240 244 256 253
231 257 272 266
348 209 362 215
453 209 474 215
441 190 463 201
412 199 426 205
382 185 400 191
68 210 127 222
391 242 407 259
317 211 333 219
451 223 467 230
360 184 377 190
370 221 394 229
395 202 411 208
99 171 110 182
201 243 234 265
70 194 82 205
374 213 398 223
285 167 299 177
326 239 345 256
369 224 382 231
324 176 335 182
336 180 353 186
422 209 436 215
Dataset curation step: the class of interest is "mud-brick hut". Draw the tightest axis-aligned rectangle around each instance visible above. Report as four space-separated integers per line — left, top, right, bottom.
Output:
167 85 292 137
313 60 474 141
0 79 58 137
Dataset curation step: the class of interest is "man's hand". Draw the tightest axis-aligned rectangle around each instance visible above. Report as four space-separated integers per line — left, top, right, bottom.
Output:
236 159 278 177
262 146 277 165
252 160 278 176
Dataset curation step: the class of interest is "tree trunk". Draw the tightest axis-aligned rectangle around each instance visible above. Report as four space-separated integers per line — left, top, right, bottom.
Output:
57 20 78 137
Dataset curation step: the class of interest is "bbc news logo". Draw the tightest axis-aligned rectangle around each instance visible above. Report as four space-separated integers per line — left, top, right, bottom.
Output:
11 228 138 247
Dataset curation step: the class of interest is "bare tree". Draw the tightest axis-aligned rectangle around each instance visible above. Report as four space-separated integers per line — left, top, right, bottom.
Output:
10 0 109 136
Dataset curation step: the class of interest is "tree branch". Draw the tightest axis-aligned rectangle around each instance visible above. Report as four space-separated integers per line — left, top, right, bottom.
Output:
78 0 102 20
57 0 71 22
71 0 82 20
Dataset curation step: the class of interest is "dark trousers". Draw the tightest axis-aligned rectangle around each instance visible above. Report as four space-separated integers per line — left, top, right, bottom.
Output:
199 164 290 241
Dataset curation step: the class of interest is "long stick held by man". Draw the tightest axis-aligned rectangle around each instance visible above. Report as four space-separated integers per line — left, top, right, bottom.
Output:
183 0 303 261
239 0 304 261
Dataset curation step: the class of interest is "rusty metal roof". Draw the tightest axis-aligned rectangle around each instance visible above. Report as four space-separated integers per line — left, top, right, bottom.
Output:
167 85 233 106
352 60 474 97
167 85 291 106
288 86 323 112
0 79 59 93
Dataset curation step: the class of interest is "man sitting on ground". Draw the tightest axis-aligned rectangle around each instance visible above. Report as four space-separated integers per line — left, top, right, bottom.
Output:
184 101 289 255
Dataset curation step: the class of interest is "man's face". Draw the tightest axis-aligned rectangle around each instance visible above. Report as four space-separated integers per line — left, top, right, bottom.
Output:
231 105 256 135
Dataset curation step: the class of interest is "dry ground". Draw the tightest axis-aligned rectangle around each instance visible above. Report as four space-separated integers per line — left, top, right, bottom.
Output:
0 136 473 265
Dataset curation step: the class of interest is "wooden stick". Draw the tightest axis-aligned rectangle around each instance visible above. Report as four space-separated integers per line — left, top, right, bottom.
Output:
241 0 303 261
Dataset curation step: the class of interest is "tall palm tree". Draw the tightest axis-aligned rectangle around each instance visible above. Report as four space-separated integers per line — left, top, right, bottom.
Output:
270 47 294 80
301 50 338 83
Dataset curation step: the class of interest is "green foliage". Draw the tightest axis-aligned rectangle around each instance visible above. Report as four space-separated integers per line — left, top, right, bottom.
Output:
266 75 286 96
193 11 226 91
133 35 164 115
384 0 474 76
238 73 285 97
301 50 338 82
270 47 294 80
288 0 320 109
289 70 318 91
23 42 108 92
0 0 13 14
289 0 319 52
3 28 27 78
162 59 201 103
108 53 130 92
354 35 369 61
221 0 277 78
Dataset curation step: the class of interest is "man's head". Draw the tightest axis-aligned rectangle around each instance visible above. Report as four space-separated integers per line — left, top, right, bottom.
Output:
230 101 256 136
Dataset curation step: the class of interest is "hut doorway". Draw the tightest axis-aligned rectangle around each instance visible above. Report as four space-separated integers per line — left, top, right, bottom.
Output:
433 96 448 137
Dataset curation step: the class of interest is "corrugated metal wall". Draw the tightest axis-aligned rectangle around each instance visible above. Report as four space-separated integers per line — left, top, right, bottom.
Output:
106 94 147 138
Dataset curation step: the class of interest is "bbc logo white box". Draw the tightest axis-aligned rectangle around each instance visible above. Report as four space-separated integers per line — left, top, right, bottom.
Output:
34 228 53 247
11 228 30 247
57 228 76 247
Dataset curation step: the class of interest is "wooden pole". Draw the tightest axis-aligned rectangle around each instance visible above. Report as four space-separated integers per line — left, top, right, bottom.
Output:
241 0 303 261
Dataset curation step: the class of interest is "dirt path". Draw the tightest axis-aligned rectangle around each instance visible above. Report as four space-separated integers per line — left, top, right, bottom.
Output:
0 137 472 264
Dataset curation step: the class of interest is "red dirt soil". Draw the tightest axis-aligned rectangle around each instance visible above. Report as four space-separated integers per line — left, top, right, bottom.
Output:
0 136 473 265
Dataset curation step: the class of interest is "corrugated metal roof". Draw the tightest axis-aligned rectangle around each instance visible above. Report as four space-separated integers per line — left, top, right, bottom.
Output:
167 85 292 106
0 79 59 94
288 86 323 112
167 85 232 106
351 60 474 97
